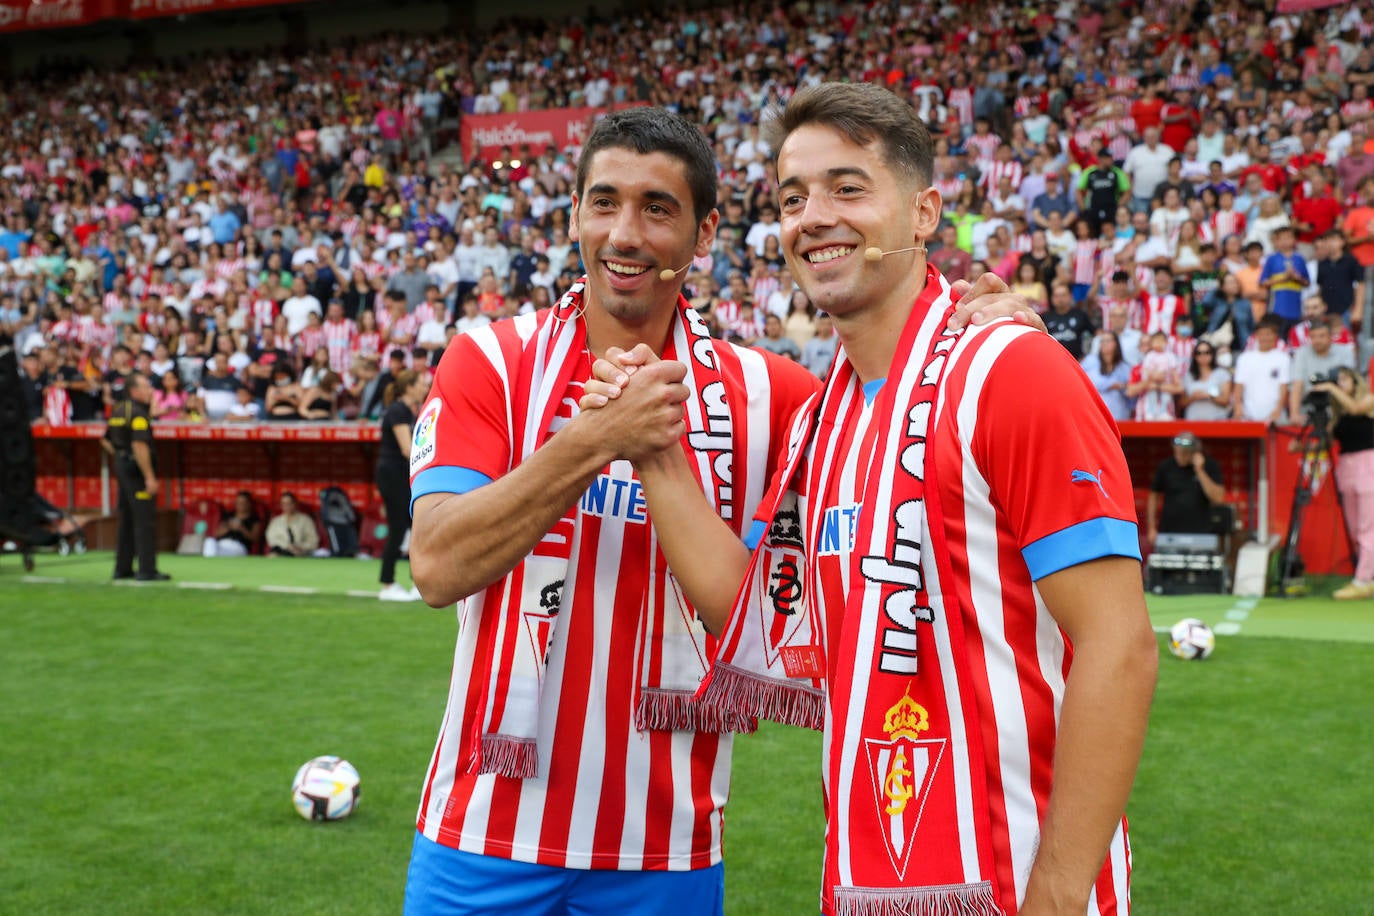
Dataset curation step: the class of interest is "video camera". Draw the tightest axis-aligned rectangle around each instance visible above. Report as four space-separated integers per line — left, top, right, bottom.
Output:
1302 369 1336 425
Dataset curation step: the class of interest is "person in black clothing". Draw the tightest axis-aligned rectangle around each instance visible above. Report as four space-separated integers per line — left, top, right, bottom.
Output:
1043 281 1095 360
376 368 430 602
102 371 167 580
102 345 134 410
1145 431 1227 544
18 350 44 421
1077 147 1127 235
1314 366 1374 598
364 348 408 420
1316 229 1365 326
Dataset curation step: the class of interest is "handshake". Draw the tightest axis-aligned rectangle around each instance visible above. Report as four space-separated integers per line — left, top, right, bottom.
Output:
575 344 692 466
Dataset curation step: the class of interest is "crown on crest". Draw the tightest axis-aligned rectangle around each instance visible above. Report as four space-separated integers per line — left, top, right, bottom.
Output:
882 689 930 741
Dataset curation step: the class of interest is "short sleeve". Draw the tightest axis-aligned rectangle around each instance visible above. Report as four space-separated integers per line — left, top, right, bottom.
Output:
409 329 511 506
1259 255 1278 283
1204 455 1224 486
130 411 152 444
1150 460 1168 494
969 330 1141 581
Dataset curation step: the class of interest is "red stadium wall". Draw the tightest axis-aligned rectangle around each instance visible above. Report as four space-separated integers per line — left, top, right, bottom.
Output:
34 424 380 517
32 420 1354 577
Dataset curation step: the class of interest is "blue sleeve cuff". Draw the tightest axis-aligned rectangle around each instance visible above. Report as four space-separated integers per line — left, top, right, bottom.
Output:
410 467 493 516
743 518 767 551
1021 517 1141 581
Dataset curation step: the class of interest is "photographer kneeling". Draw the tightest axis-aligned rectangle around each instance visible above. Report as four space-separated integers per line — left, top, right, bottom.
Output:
1310 367 1374 599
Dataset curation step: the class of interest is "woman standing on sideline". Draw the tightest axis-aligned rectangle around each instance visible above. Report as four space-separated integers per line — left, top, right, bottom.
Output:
1315 367 1374 599
377 369 430 602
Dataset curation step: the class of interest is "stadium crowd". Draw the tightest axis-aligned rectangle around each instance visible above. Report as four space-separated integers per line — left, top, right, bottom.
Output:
3 0 1374 429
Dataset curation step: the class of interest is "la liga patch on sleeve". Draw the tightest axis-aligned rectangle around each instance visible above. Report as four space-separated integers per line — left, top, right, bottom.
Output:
410 399 441 474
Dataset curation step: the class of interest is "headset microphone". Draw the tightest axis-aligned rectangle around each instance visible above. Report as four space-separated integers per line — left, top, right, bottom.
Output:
659 262 694 281
864 243 927 262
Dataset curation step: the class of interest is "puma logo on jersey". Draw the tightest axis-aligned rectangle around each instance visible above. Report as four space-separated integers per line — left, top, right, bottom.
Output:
1071 468 1108 499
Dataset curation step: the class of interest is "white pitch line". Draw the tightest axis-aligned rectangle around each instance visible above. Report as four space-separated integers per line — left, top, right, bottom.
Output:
346 589 381 598
259 585 319 595
1214 596 1258 636
22 575 67 584
177 581 234 590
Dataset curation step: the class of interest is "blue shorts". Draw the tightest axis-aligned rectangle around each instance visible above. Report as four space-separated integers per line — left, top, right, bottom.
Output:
403 831 725 916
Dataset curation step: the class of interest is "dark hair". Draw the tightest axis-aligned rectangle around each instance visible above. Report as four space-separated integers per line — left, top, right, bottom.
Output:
1099 331 1124 374
1256 314 1284 335
576 107 717 223
383 369 423 407
764 82 934 186
1188 342 1216 379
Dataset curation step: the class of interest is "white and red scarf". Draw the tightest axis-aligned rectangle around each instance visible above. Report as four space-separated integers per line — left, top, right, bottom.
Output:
466 278 755 779
701 267 1002 915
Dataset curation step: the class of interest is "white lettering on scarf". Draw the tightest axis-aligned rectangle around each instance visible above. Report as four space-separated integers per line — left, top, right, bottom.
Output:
861 326 962 676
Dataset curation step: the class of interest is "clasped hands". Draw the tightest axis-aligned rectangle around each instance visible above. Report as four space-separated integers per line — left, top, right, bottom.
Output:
576 274 1047 464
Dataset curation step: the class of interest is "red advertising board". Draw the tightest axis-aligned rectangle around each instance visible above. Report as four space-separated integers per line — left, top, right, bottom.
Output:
0 0 304 33
460 108 605 163
0 0 114 33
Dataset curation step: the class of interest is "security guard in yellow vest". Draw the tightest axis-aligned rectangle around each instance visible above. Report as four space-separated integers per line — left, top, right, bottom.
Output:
102 371 168 581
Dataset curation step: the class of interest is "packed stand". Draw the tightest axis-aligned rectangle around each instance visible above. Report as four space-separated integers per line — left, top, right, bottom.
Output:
2 0 1373 429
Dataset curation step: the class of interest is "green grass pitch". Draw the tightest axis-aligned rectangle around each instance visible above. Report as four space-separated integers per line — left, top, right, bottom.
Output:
3 552 1372 914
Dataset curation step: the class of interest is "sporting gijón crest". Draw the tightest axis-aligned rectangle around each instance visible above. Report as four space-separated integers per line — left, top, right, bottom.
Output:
863 689 946 877
522 579 564 677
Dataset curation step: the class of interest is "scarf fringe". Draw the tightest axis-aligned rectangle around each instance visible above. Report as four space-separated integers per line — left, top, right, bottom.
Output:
470 734 539 779
635 688 759 734
834 881 1002 916
698 662 825 731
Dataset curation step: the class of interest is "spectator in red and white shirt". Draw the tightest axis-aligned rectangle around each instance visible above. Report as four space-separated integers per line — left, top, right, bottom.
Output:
321 300 357 375
1141 266 1187 336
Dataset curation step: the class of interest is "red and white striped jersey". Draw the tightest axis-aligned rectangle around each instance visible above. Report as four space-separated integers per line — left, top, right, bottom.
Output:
1210 209 1245 241
49 319 77 344
1095 296 1140 331
215 258 245 281
1341 98 1373 122
980 159 1023 194
322 317 357 373
381 311 419 347
947 87 974 127
1073 240 1099 286
78 315 117 354
44 386 71 426
297 326 325 360
1166 334 1196 367
803 320 1135 914
1140 292 1186 336
189 277 227 302
412 301 447 327
751 275 780 310
711 299 742 333
1288 321 1354 350
965 133 1001 167
250 298 277 337
410 314 819 871
352 330 382 361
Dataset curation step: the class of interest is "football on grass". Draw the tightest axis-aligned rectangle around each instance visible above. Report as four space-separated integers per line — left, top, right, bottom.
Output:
1168 618 1216 661
291 756 361 821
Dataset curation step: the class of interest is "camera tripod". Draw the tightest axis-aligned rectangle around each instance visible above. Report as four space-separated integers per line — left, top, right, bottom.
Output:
1274 414 1353 595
